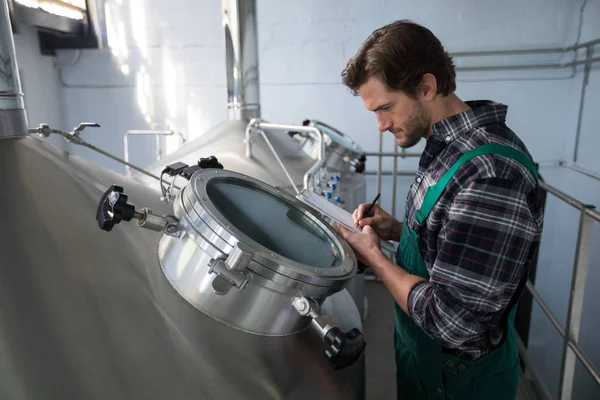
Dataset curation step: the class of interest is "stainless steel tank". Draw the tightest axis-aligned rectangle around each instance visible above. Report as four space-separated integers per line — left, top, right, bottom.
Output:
0 137 366 400
296 119 367 212
0 0 367 398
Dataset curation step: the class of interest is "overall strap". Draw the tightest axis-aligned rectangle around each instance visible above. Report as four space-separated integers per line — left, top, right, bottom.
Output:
415 143 539 226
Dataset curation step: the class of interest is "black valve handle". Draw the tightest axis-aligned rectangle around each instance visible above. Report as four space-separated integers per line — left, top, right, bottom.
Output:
96 185 136 231
163 156 224 181
197 156 223 170
356 260 369 274
324 327 366 370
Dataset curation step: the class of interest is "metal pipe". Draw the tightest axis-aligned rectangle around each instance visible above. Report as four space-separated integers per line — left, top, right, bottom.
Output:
222 0 260 120
0 0 28 139
559 207 595 400
364 152 421 157
256 129 300 195
525 281 566 337
155 135 160 160
244 120 253 158
30 126 162 182
391 145 398 217
369 169 594 215
86 0 108 49
573 47 594 163
585 208 600 224
365 170 418 177
303 128 325 191
456 56 600 72
376 132 383 196
567 341 600 388
251 120 325 191
516 335 554 400
539 181 588 210
308 119 357 143
74 140 162 181
123 130 185 175
562 163 600 183
450 37 600 58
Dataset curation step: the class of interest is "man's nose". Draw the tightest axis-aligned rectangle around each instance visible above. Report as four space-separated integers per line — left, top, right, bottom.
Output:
377 117 392 133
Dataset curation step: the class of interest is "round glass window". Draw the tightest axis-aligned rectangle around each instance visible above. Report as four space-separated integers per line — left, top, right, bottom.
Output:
206 178 343 269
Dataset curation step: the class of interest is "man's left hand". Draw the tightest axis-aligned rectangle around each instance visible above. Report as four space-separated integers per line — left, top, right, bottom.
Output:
336 224 382 266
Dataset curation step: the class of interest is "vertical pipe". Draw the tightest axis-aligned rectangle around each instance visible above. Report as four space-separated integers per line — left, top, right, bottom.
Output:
123 134 131 175
376 131 383 196
573 46 592 163
0 0 28 139
155 134 161 161
558 206 596 399
222 0 260 120
391 143 398 217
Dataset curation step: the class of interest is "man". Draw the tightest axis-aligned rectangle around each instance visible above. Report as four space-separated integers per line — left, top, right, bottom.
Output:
336 20 544 399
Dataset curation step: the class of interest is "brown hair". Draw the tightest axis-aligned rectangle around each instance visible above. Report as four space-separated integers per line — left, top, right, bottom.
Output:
341 20 456 97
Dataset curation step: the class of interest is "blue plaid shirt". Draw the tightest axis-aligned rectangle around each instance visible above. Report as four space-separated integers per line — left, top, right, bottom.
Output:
405 100 544 360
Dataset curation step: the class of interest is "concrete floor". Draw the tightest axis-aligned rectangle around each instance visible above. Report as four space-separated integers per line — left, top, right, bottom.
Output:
362 279 540 400
363 280 397 399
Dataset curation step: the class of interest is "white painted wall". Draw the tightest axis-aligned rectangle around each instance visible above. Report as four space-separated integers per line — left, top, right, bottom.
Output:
12 24 67 151
573 0 600 174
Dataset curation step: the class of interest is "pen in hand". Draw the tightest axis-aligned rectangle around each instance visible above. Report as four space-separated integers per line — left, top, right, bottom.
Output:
356 193 381 229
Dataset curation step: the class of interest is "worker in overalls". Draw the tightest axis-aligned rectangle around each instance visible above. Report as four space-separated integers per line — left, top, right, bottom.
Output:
336 20 544 399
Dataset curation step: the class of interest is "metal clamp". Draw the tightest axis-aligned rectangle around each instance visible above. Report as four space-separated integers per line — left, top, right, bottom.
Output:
208 242 254 295
30 122 100 146
292 296 366 370
137 207 180 236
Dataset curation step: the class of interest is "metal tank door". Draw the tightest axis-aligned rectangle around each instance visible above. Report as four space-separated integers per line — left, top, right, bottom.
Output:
96 159 366 371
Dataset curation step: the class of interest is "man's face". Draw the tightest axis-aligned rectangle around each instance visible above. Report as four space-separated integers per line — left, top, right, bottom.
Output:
358 78 430 148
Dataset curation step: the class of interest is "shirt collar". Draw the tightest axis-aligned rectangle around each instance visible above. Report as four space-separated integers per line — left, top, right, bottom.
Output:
430 100 508 144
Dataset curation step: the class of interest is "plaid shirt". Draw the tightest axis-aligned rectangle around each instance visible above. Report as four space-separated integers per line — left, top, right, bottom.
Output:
405 100 544 360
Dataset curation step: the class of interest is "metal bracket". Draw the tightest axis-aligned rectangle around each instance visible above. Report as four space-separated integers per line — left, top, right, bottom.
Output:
245 118 326 193
208 242 254 295
292 296 366 370
136 207 180 236
124 129 186 176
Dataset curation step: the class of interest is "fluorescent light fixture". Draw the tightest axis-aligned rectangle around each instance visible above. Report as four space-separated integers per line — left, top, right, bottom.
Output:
14 0 86 20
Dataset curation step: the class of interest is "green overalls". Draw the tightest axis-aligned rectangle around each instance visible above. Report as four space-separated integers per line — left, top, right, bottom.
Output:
394 143 539 399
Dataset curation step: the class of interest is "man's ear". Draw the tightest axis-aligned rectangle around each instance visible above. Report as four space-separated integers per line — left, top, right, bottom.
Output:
419 73 438 101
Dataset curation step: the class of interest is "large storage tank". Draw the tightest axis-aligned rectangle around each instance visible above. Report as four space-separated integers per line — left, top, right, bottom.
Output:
0 1 366 399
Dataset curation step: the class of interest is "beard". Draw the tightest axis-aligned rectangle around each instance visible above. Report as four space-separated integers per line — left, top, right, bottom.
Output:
393 100 430 149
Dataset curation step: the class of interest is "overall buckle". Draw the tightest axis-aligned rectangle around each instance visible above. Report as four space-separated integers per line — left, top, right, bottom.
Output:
412 210 426 234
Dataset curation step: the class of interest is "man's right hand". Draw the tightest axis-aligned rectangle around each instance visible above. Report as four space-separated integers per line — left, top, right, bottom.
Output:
352 202 402 242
